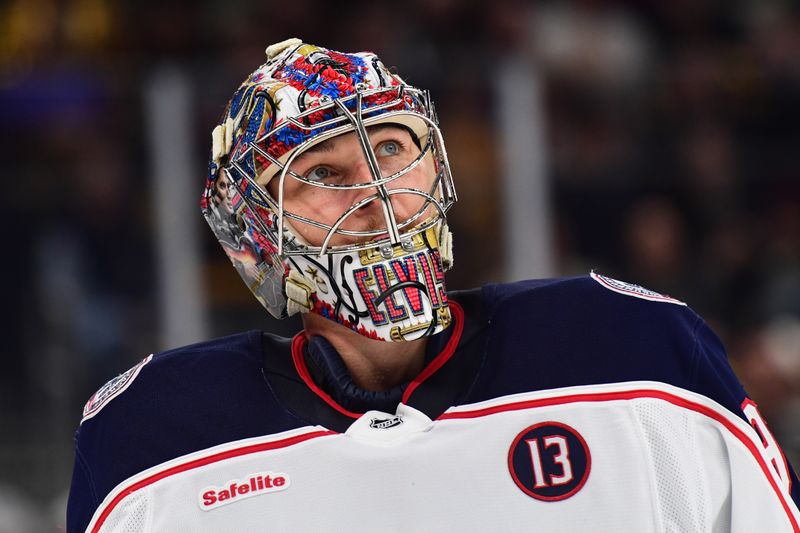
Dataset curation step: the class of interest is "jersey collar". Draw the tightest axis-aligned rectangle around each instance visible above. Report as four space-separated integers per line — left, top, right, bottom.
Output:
291 302 465 419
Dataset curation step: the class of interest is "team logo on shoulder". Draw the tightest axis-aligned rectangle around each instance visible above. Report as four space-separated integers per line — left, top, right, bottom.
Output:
508 422 591 501
81 354 153 423
590 271 686 306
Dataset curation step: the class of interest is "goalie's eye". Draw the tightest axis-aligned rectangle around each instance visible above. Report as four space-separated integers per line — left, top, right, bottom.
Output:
377 140 401 157
305 166 332 181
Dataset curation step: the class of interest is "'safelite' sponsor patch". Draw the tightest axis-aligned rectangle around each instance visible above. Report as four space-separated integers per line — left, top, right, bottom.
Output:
199 472 290 510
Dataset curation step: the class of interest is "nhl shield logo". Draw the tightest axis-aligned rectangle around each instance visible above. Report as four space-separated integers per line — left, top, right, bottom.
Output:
369 416 404 430
508 422 591 501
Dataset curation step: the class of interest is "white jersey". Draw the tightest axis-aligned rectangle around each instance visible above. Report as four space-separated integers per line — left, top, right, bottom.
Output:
68 277 800 532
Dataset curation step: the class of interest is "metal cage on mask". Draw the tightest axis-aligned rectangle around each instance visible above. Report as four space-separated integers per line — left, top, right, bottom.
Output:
213 82 458 342
226 84 457 258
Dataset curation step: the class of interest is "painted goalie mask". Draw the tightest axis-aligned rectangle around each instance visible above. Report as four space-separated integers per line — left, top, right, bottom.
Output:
201 39 457 342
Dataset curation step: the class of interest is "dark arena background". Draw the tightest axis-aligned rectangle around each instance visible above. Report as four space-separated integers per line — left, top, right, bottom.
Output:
1 0 798 529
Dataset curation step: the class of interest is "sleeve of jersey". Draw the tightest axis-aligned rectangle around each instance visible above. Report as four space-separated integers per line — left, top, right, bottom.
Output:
67 429 98 533
690 317 800 527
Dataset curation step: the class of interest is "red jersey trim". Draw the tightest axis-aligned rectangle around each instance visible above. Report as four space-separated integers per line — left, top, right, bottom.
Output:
439 388 799 532
402 302 464 403
291 333 363 419
291 301 465 419
88 429 335 533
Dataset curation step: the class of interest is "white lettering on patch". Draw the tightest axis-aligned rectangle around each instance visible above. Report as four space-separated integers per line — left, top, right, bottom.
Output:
198 472 291 510
81 354 153 423
590 272 686 306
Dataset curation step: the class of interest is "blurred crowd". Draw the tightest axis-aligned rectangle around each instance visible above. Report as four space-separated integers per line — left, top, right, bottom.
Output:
1 0 798 530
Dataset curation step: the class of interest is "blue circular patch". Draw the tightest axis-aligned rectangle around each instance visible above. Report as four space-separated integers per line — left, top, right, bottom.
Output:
508 422 591 501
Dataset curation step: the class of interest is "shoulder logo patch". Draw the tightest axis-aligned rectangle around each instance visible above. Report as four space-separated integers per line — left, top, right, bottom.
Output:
590 271 686 306
508 421 591 501
81 354 153 423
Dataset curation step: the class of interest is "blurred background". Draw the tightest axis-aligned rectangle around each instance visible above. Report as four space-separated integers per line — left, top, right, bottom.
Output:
1 0 798 530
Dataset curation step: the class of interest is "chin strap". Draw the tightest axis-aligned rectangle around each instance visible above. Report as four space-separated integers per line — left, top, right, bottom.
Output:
439 223 454 270
285 269 313 316
211 117 235 167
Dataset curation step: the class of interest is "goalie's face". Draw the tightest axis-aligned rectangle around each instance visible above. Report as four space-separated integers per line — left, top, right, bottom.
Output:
265 124 437 249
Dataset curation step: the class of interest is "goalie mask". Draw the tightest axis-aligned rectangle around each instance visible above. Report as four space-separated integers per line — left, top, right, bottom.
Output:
201 39 457 342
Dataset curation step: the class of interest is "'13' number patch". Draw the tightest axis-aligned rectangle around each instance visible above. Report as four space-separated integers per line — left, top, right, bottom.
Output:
508 422 591 501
